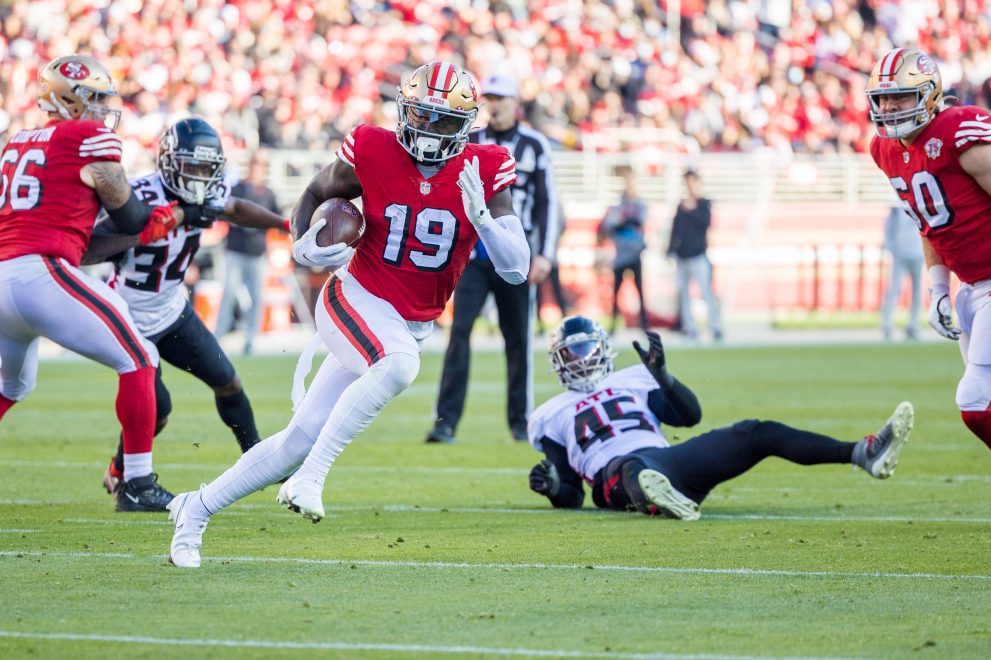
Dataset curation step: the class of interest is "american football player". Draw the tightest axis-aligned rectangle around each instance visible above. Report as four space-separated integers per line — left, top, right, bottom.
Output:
0 54 182 511
867 47 991 451
82 117 289 507
524 317 912 519
166 61 530 567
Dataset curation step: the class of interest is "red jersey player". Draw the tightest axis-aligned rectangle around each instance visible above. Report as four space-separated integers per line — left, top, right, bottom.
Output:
868 47 991 452
0 55 181 510
167 61 531 567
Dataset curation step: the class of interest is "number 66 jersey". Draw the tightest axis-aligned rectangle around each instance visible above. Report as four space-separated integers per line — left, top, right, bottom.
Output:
335 124 516 322
870 105 991 285
528 365 668 483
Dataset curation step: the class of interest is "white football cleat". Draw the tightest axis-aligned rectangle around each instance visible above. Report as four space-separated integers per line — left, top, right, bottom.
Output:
637 469 701 521
855 401 913 479
277 478 325 523
167 490 209 568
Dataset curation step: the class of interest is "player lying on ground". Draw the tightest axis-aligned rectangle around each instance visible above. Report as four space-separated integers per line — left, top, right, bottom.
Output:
165 60 530 567
526 317 914 519
82 117 288 511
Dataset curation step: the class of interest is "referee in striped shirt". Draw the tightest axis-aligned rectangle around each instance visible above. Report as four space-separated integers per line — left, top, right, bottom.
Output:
426 72 559 444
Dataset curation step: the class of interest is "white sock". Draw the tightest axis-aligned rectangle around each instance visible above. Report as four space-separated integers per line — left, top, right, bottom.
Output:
123 452 152 482
198 427 314 515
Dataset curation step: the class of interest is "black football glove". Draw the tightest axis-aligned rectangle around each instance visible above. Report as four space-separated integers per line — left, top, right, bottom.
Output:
181 201 226 228
529 459 561 498
633 330 674 388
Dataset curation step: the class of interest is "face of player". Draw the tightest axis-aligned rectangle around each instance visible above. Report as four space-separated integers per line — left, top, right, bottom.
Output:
484 94 518 132
877 92 917 115
404 105 463 136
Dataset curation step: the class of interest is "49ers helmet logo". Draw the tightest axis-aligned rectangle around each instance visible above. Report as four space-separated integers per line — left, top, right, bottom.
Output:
58 61 91 80
916 55 937 75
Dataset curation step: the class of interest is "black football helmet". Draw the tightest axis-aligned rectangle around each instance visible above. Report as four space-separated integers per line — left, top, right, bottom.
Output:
548 316 615 393
158 117 226 204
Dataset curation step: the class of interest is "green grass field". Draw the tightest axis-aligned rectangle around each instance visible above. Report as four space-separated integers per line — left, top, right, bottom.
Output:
1 340 989 659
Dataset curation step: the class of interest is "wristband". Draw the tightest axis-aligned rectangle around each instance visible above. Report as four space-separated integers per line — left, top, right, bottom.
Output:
928 264 951 294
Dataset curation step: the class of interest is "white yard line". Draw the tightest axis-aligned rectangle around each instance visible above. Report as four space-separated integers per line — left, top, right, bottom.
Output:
0 630 848 660
0 529 35 533
1 550 988 581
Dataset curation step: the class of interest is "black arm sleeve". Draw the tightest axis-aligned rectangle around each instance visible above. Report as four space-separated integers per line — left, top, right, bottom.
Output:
646 378 702 428
542 439 585 509
105 189 151 235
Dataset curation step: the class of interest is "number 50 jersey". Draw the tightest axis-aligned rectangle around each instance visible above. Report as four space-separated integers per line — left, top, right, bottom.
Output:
94 171 231 336
870 105 991 285
528 365 669 482
335 124 516 322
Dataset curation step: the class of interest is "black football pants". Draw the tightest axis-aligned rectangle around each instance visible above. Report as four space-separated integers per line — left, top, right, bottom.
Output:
434 259 534 434
596 419 856 510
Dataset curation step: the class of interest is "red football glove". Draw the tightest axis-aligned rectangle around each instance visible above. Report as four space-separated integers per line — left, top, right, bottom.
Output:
140 201 180 244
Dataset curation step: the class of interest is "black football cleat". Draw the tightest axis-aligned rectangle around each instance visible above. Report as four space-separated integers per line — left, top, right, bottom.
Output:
425 423 456 444
115 473 175 512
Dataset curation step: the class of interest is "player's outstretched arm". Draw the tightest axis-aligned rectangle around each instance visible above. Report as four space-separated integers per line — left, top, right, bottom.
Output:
82 162 180 236
635 331 703 427
290 159 362 241
226 197 289 232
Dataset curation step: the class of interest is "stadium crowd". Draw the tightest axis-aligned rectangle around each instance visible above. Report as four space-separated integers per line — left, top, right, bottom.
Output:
2 0 991 160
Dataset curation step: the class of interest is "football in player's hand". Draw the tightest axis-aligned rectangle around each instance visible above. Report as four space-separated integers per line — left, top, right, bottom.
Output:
311 198 365 248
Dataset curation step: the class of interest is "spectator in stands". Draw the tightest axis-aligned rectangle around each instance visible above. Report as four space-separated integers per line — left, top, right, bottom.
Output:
216 150 284 355
880 206 924 342
600 169 649 332
667 169 722 342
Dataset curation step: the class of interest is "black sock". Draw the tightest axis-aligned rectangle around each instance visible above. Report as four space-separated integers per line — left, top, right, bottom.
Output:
113 435 124 474
215 390 260 452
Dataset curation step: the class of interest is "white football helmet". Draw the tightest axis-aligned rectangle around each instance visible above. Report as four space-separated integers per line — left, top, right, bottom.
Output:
396 61 479 164
867 47 943 139
548 316 616 393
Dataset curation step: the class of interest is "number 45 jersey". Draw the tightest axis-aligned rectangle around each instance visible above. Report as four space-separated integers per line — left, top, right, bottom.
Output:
335 124 516 322
528 365 669 482
94 171 231 336
870 105 991 285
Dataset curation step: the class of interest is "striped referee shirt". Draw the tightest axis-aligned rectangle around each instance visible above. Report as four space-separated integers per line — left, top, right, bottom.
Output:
469 123 559 261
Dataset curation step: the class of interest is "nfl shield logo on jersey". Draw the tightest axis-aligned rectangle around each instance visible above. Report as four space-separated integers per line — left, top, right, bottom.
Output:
419 181 431 195
924 138 943 160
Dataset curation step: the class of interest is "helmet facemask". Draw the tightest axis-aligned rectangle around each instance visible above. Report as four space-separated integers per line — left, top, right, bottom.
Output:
548 317 616 393
396 61 479 164
868 83 936 139
158 120 227 205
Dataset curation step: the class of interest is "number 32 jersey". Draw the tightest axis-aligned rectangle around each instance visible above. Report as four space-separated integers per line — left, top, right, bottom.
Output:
335 124 516 321
528 365 668 482
95 171 231 336
871 105 991 284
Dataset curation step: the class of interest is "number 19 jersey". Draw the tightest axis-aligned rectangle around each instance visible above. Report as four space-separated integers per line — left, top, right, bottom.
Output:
528 365 668 482
335 124 516 321
870 105 991 284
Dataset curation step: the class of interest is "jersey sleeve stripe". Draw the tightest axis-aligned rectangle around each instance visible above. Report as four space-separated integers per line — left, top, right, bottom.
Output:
81 134 122 145
498 157 516 171
79 147 124 158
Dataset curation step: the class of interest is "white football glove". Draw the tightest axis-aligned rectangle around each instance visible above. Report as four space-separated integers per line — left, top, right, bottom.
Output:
292 218 355 268
457 156 491 227
928 286 961 340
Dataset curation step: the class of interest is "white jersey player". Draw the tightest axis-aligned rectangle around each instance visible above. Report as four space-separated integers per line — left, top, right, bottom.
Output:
84 118 288 499
526 317 914 520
